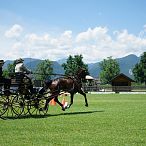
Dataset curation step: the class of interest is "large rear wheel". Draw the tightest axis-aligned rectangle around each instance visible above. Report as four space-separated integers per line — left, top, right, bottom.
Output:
0 90 15 119
0 93 8 118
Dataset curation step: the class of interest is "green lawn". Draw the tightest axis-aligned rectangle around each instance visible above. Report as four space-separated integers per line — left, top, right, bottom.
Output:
0 94 146 146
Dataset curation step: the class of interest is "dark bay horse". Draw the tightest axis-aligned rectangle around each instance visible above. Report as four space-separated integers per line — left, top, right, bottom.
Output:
42 68 88 111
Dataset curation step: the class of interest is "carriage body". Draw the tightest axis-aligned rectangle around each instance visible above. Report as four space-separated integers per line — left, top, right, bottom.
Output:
0 74 48 119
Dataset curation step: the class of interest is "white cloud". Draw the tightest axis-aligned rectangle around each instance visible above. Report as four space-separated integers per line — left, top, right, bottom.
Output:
114 29 146 56
76 27 108 42
12 42 22 49
5 24 23 38
138 24 146 38
1 25 146 63
144 24 146 32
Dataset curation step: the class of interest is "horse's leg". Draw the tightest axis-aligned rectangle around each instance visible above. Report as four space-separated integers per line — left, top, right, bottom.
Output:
54 96 66 111
78 89 88 107
43 92 57 110
67 93 74 108
45 91 65 111
44 98 52 110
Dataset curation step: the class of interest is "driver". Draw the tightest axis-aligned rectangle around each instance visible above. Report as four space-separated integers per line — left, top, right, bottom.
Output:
14 58 34 94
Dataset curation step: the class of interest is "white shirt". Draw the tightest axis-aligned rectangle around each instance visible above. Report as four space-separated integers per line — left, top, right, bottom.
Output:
15 63 31 74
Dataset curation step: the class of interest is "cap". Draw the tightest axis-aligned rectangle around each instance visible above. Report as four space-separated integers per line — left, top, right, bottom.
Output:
15 58 24 64
0 60 4 64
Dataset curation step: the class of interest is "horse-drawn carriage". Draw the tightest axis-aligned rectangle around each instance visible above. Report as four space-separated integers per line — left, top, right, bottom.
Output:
0 68 88 119
0 73 49 119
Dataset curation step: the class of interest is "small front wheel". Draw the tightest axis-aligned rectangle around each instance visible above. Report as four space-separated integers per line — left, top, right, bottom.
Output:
28 97 48 116
11 94 24 118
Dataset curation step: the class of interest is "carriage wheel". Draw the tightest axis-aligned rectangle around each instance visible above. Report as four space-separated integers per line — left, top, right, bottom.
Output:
13 94 30 116
38 99 48 116
11 94 25 118
0 93 8 118
0 90 16 119
22 99 29 116
28 97 48 116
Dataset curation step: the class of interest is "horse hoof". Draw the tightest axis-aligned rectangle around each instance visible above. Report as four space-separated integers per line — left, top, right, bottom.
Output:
85 104 88 107
67 105 70 109
63 104 69 109
62 107 65 111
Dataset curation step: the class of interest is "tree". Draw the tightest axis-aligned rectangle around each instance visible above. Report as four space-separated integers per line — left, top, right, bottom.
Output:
35 59 53 81
133 52 146 85
3 63 15 78
99 56 120 84
62 55 88 76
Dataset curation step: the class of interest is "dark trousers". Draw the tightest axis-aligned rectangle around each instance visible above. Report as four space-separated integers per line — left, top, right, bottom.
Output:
0 77 11 90
15 73 33 94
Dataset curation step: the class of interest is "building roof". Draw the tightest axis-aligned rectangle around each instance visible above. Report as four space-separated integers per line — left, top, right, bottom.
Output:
85 75 94 80
111 73 135 82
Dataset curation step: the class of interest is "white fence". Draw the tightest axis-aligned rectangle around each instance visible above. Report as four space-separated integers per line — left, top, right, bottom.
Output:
83 85 146 93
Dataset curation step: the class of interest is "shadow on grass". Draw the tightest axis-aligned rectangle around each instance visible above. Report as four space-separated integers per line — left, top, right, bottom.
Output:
48 110 104 117
1 110 104 120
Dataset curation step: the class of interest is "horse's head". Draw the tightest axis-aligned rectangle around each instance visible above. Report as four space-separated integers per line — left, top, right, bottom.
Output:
77 68 88 80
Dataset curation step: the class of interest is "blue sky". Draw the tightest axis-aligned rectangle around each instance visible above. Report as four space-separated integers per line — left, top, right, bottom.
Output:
0 0 146 63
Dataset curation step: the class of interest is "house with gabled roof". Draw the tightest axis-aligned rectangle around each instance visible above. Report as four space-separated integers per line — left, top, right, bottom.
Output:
111 73 135 92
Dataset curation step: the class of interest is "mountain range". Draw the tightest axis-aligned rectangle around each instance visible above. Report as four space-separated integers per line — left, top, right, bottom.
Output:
88 54 140 78
3 54 140 79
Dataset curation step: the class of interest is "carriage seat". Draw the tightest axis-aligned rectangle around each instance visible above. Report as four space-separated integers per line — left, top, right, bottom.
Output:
10 73 23 87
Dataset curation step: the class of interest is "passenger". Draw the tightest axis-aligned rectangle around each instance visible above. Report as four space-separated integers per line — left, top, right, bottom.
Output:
0 60 11 95
14 58 34 94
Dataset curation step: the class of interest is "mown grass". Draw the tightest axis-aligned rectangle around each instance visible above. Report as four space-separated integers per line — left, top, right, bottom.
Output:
0 94 146 146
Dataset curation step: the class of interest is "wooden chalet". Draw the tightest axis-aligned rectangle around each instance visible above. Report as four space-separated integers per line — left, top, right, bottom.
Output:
111 73 135 92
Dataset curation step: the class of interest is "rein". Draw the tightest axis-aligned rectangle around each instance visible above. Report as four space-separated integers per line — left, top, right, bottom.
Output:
33 72 68 77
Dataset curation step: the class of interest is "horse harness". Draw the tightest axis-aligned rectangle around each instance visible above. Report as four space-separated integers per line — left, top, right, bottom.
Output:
56 75 82 93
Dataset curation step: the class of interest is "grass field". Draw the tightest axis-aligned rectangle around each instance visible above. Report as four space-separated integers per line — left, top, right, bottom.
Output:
0 94 146 146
